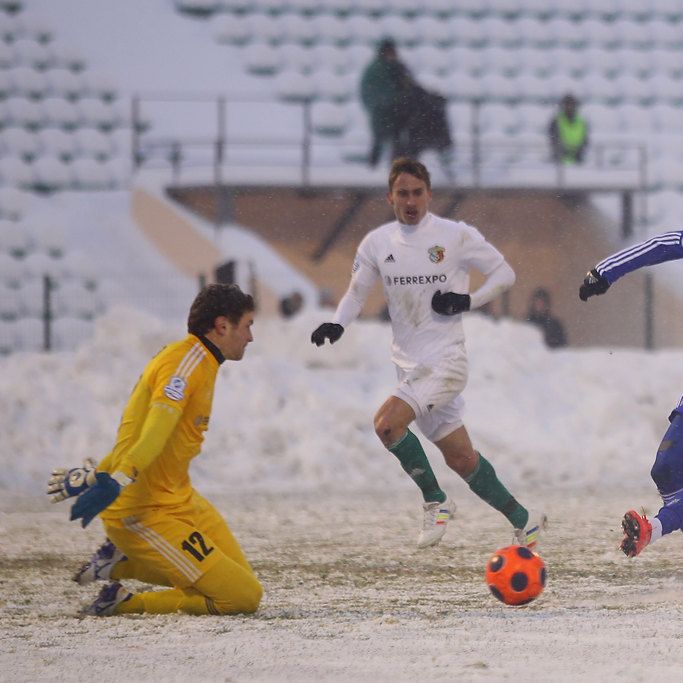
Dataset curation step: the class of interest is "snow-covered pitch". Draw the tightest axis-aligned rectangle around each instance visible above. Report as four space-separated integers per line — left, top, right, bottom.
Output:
2 308 683 680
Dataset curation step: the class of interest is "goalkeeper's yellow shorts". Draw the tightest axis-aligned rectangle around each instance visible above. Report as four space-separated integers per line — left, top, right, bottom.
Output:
103 490 262 613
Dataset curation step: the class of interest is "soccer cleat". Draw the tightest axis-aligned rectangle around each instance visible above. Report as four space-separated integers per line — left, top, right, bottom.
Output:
513 509 548 551
82 581 132 617
417 497 456 549
73 539 126 585
621 509 652 558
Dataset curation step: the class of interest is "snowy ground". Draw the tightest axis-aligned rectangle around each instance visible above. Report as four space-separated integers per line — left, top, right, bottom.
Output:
4 307 683 680
2 487 683 682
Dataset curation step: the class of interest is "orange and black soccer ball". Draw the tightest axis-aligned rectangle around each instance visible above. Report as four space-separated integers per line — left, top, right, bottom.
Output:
485 545 546 606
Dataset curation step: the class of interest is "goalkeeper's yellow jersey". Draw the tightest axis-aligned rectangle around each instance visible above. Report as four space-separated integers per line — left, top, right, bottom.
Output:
99 334 222 519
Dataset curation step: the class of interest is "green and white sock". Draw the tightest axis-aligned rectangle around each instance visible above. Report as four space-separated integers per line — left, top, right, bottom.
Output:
388 430 446 504
466 452 528 528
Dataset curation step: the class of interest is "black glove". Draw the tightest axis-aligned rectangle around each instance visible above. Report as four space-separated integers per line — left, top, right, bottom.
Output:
311 323 344 346
431 290 471 316
579 268 611 301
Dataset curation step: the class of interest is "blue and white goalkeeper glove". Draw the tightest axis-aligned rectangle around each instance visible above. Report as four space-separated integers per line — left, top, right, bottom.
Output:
47 458 98 503
70 471 133 528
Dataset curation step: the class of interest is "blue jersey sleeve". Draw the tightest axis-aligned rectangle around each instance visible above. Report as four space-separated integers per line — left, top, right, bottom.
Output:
596 231 683 284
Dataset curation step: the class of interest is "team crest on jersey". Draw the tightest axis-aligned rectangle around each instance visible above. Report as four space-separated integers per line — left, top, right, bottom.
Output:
428 245 445 263
164 375 187 401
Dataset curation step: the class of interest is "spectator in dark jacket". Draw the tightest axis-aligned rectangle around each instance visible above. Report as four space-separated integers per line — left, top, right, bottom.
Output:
526 287 567 348
360 38 414 167
360 38 454 178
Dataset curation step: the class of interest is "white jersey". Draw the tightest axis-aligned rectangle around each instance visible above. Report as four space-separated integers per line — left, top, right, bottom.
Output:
333 212 511 369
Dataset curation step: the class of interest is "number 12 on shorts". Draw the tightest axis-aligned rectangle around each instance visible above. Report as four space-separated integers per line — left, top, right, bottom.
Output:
181 531 214 561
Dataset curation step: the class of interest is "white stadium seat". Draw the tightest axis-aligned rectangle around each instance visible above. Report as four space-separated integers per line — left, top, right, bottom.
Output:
77 98 121 129
73 128 114 159
80 72 119 101
480 71 519 102
311 43 352 74
9 65 47 98
29 219 66 258
618 103 654 134
0 41 15 68
21 250 61 280
414 15 453 47
653 103 683 133
0 125 42 158
652 0 683 20
258 0 288 14
313 68 354 101
423 0 460 17
451 15 487 48
287 0 320 15
314 14 352 45
550 47 588 79
11 38 53 70
618 18 654 50
249 13 285 45
412 44 451 77
345 14 383 46
516 102 550 136
17 14 54 43
70 157 113 189
377 14 417 47
52 280 98 318
0 156 34 187
0 251 24 288
244 42 282 76
38 127 77 160
354 0 389 17
212 13 253 45
49 44 87 72
42 96 82 129
3 97 45 130
616 73 655 105
311 101 349 136
520 0 559 20
651 17 683 48
0 13 22 42
274 69 316 101
31 155 73 191
280 13 319 46
583 46 622 79
588 0 620 20
0 217 31 256
175 0 221 15
14 317 46 353
277 43 316 73
218 0 253 12
45 67 85 99
0 290 20 333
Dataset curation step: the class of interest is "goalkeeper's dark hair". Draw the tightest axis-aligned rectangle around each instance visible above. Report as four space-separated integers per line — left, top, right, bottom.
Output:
388 157 431 191
187 284 254 335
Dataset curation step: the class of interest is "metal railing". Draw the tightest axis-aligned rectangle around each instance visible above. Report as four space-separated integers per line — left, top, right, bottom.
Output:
131 94 647 186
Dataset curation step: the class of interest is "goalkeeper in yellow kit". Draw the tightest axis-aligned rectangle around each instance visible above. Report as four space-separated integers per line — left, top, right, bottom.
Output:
47 284 263 616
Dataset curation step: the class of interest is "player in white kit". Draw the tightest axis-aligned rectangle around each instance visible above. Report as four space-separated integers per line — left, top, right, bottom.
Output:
311 158 546 549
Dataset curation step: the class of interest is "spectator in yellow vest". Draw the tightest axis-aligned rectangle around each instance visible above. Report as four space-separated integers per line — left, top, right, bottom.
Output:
548 94 589 164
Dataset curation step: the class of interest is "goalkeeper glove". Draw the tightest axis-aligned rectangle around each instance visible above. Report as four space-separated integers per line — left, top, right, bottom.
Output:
70 471 133 528
311 322 344 346
47 458 97 503
431 290 471 316
579 268 611 301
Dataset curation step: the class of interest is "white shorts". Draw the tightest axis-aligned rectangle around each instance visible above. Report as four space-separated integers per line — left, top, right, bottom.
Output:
393 346 468 443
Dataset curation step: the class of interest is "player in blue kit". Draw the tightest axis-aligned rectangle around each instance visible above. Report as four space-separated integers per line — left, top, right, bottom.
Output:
580 231 683 557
